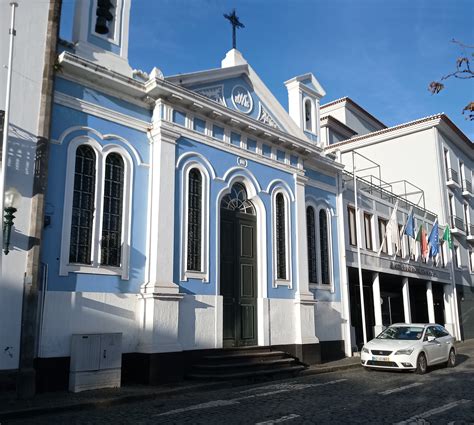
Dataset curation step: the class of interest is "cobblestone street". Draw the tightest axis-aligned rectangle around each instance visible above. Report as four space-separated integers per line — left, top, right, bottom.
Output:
5 342 474 425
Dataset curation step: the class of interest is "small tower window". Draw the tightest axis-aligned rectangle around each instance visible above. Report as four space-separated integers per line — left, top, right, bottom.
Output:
95 0 115 36
304 99 313 133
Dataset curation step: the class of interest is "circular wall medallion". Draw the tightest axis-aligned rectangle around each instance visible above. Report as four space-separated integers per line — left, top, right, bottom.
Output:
237 157 248 167
231 85 253 114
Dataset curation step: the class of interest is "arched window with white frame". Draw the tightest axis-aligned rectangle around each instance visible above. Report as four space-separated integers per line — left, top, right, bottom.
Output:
60 139 133 279
273 189 292 286
319 208 331 285
306 205 317 284
180 160 210 282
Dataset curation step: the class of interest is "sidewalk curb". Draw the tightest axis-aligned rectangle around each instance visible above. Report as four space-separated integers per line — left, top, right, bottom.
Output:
0 362 361 421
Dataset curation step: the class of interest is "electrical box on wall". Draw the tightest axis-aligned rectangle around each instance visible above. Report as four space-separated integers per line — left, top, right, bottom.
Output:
69 333 122 393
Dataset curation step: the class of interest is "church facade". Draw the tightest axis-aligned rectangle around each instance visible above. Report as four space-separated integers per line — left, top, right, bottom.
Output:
36 0 348 387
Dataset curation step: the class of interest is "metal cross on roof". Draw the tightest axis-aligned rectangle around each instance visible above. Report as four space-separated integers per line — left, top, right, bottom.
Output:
224 9 245 50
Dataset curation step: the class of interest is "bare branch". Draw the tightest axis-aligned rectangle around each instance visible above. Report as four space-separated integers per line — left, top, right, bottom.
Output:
451 38 474 49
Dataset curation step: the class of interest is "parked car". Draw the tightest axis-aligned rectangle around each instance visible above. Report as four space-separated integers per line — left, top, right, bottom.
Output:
360 323 456 374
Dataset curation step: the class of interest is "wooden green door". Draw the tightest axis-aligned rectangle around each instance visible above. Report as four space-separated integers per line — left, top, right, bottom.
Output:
220 183 257 347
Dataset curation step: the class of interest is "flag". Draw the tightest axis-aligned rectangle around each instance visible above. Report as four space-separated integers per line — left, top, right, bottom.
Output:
442 226 452 249
416 224 429 259
378 201 399 255
428 220 439 257
404 210 415 238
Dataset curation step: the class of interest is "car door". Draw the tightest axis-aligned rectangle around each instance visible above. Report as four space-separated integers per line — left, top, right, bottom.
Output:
434 325 452 361
423 326 444 364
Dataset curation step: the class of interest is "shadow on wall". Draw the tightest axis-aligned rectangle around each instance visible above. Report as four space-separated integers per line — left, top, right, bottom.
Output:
178 295 213 351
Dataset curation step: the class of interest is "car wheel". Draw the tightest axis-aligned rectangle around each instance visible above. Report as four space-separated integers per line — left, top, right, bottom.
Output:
416 353 427 375
446 349 456 368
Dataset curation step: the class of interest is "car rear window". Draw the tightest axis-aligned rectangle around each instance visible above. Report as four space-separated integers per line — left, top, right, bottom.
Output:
377 326 424 340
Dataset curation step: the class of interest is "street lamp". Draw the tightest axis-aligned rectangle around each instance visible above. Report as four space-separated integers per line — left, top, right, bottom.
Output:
3 187 20 255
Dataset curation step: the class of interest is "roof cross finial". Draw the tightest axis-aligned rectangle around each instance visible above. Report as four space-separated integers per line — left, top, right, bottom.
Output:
224 9 244 50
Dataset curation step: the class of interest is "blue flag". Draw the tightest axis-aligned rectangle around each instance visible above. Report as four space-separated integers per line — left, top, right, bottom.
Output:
428 220 439 257
404 211 415 238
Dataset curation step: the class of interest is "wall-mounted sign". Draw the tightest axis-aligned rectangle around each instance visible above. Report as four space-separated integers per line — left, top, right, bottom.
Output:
390 261 438 278
231 85 253 114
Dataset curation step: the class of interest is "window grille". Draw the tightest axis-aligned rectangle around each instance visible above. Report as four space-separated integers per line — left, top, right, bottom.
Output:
187 168 202 271
276 193 287 279
69 145 96 264
319 210 330 284
306 206 317 283
101 153 124 267
221 182 255 215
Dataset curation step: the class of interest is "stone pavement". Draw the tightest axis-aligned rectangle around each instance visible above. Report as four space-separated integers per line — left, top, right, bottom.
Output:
0 354 360 421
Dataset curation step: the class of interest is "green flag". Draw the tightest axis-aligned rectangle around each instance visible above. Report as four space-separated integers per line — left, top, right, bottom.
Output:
442 226 452 249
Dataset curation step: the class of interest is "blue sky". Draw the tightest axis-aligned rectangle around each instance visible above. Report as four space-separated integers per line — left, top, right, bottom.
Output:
61 0 473 139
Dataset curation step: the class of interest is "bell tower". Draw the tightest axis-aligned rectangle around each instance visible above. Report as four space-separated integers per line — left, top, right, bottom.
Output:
72 0 132 76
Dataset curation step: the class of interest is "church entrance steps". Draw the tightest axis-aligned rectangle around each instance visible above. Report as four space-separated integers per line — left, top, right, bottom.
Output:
186 347 307 381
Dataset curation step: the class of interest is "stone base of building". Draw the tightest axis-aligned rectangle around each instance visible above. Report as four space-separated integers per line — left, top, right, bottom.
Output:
34 342 345 391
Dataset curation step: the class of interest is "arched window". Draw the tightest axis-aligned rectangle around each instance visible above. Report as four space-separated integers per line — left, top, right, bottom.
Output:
187 168 202 271
275 192 287 280
304 99 313 133
69 145 96 264
61 139 133 279
306 206 317 283
319 209 330 285
101 153 124 267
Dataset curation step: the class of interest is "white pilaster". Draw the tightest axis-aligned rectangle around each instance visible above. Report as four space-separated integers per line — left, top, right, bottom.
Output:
426 281 436 324
402 277 411 323
138 101 183 354
372 272 383 335
293 174 318 345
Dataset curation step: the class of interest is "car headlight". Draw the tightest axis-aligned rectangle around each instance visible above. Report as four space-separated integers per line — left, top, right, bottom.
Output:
362 347 370 354
394 348 414 355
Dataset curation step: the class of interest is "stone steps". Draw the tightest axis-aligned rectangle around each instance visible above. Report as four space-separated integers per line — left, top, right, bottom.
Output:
186 347 307 381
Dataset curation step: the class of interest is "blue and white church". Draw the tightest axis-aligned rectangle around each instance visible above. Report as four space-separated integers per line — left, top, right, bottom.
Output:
37 0 348 387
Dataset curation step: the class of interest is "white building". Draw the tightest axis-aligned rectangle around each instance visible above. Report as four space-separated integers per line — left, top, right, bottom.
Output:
323 98 473 343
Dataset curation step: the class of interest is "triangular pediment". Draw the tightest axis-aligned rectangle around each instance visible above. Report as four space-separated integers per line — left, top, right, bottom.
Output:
166 50 306 138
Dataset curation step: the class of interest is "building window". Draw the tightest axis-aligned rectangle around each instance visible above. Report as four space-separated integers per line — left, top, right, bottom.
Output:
444 148 450 180
449 193 456 227
464 203 470 234
469 249 474 273
348 206 357 246
275 192 287 280
101 153 124 267
61 140 132 279
94 0 116 37
364 213 373 250
187 168 202 272
454 245 461 268
319 209 330 285
69 145 96 264
304 98 313 133
378 217 388 254
306 206 317 284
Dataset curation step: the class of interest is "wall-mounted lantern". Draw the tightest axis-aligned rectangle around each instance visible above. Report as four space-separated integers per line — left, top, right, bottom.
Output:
3 187 20 255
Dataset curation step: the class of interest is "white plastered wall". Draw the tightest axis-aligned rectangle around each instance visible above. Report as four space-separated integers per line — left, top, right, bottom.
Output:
315 301 344 341
0 2 49 370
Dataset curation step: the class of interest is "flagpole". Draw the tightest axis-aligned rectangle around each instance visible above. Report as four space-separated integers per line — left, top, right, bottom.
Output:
353 160 367 346
0 2 18 274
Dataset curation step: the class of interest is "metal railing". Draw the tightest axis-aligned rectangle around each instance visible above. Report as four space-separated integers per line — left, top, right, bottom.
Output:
447 168 459 184
450 215 464 230
462 179 472 193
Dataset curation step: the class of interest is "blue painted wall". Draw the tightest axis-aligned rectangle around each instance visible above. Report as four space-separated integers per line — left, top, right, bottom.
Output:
42 100 150 293
175 136 298 300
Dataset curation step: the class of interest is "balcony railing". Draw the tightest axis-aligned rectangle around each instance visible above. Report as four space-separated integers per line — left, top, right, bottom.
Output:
462 179 472 194
450 215 464 230
467 223 474 236
447 168 459 184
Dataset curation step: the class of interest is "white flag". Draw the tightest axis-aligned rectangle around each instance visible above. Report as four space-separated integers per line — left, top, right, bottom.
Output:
378 201 399 255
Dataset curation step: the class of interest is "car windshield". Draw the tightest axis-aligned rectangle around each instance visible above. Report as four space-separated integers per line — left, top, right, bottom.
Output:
376 326 424 340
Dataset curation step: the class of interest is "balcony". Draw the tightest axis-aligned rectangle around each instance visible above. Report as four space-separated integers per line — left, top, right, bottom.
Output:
461 179 473 198
467 224 474 243
450 215 465 235
446 168 460 188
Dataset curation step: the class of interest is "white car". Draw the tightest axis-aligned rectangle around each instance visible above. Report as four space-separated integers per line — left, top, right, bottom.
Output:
361 323 456 374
